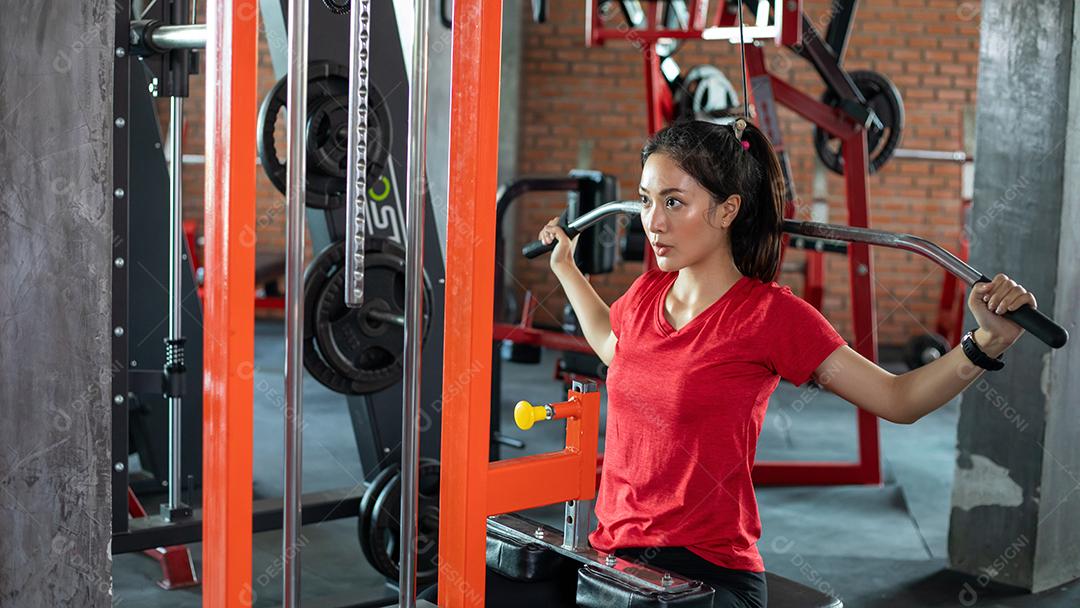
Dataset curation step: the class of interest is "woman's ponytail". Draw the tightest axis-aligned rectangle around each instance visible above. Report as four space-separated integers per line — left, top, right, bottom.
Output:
729 121 784 282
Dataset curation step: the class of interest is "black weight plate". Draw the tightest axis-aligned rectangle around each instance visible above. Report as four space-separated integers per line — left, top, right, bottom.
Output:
359 463 402 570
302 240 353 393
312 242 433 395
812 70 905 175
306 93 351 178
368 459 442 583
303 238 395 394
303 238 433 395
256 61 393 209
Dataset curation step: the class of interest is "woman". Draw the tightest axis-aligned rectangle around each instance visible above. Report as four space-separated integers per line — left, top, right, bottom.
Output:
537 118 1037 608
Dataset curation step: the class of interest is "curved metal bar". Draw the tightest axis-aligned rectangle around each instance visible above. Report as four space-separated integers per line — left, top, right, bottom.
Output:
519 200 1067 348
782 220 983 285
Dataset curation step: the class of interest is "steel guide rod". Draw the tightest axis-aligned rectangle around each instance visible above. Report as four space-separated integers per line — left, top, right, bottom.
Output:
401 0 432 601
165 95 185 515
283 0 310 603
345 0 372 307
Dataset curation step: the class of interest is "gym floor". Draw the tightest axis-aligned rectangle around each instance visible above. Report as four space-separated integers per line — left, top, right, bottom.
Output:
112 321 1080 607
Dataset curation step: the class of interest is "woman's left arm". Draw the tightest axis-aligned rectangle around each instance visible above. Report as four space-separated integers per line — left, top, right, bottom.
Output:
812 274 1036 425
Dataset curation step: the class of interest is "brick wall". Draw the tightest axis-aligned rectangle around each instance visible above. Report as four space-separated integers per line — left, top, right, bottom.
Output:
510 0 981 347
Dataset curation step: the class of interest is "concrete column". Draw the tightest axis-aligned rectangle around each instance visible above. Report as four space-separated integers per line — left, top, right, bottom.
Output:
949 0 1080 594
0 2 114 605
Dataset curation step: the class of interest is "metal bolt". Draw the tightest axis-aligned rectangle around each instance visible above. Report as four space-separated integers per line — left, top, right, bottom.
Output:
155 142 162 149
533 527 545 539
113 394 125 405
114 187 125 199
661 573 673 587
383 447 391 453
787 0 797 10
113 326 125 337
114 462 125 472
605 554 617 566
131 360 138 367
115 47 126 58
115 117 126 128
114 257 125 268
857 264 869 276
162 480 168 487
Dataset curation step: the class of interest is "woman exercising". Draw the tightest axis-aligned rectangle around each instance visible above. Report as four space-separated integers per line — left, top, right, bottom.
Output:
537 118 1037 608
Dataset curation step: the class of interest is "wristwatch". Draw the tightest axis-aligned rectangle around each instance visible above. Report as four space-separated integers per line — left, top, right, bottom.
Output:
960 330 1004 371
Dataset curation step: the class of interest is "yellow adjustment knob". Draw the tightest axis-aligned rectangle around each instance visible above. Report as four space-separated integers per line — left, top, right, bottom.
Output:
514 400 547 431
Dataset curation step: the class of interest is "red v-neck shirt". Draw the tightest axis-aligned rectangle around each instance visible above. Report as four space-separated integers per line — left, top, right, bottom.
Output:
589 270 847 572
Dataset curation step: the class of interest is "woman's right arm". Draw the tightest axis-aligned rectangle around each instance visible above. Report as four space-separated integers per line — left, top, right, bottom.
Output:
539 217 617 365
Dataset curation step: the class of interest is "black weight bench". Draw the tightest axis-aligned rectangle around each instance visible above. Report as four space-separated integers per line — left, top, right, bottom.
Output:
470 521 844 608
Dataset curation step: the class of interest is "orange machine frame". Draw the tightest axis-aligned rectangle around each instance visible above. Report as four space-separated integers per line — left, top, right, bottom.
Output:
202 1 258 605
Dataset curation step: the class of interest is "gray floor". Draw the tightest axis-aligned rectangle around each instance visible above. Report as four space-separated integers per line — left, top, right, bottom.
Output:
113 321 1080 606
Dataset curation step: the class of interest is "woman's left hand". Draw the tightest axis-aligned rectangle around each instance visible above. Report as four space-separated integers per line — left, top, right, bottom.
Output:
968 273 1037 348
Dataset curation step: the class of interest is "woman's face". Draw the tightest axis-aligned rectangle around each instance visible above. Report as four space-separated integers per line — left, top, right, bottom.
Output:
638 153 738 272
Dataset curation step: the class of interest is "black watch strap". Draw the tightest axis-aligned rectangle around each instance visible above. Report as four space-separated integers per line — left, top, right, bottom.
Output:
961 330 1004 371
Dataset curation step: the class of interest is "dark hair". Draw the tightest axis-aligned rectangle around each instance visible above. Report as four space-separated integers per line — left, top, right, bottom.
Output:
641 118 785 282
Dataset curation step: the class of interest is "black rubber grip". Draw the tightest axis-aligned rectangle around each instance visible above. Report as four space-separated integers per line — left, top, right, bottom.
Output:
1004 305 1068 348
522 220 579 259
974 276 1068 348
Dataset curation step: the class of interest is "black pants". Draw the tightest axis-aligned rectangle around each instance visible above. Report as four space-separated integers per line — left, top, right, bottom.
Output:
614 546 767 608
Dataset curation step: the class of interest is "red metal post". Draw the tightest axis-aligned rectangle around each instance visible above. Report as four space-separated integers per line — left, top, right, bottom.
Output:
743 45 881 485
202 1 258 605
439 0 504 601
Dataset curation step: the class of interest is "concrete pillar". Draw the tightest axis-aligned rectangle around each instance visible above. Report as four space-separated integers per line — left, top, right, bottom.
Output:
949 0 1080 594
0 2 115 605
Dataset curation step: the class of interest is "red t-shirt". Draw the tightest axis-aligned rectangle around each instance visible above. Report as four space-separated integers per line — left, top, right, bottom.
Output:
589 270 847 572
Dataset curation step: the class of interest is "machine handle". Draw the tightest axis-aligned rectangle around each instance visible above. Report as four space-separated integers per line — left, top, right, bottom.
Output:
522 221 580 259
974 276 1068 348
521 201 643 259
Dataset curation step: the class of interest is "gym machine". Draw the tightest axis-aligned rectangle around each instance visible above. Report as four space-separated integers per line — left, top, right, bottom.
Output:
110 0 452 598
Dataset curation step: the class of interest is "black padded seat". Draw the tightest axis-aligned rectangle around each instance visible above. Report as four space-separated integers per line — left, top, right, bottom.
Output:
765 572 843 608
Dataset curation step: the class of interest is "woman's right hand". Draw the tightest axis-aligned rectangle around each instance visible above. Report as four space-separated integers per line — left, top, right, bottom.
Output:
539 216 579 274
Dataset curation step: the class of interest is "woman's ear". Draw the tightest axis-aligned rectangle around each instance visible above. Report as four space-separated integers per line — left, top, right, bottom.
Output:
718 194 741 228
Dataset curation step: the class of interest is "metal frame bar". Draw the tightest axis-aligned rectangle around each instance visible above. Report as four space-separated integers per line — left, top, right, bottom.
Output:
114 490 363 554
202 0 258 604
111 0 132 538
282 0 309 603
164 94 187 518
438 0 506 600
401 0 433 600
149 24 208 50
